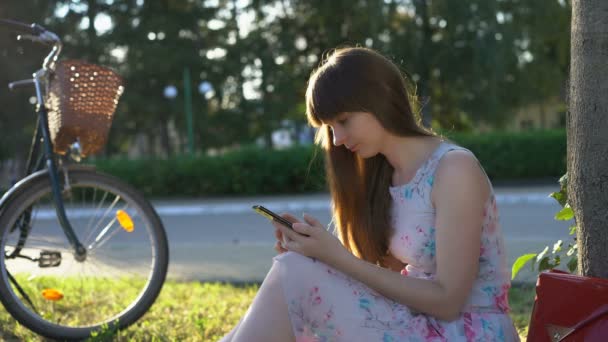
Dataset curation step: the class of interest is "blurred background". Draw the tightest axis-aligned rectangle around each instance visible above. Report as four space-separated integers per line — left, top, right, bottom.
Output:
0 0 572 282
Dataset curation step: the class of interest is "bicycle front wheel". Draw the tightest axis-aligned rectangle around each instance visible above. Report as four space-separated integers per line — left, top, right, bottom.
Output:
0 169 169 340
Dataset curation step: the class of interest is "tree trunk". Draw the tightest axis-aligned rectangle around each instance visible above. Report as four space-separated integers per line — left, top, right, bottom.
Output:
160 120 171 158
568 0 608 278
86 0 99 62
414 0 433 128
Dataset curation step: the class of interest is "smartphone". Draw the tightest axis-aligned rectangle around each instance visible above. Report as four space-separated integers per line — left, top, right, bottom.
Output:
252 205 293 229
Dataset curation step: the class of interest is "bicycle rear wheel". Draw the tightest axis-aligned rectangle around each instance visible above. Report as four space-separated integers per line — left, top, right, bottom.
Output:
0 169 169 340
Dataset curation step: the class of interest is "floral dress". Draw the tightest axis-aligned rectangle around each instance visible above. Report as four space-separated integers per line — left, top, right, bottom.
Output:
273 141 520 341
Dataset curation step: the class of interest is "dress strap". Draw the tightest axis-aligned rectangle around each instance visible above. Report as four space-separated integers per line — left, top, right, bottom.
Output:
418 142 467 177
424 141 494 192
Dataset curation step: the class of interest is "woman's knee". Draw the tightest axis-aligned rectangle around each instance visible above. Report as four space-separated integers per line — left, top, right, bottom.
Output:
274 251 318 270
273 251 327 280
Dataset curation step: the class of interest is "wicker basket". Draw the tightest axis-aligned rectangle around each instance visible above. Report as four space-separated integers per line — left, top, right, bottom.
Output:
45 59 124 157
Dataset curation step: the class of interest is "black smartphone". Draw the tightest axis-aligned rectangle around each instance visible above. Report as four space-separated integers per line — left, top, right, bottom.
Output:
252 205 293 229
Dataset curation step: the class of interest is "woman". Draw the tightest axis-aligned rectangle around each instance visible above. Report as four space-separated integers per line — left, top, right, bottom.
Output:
220 47 519 341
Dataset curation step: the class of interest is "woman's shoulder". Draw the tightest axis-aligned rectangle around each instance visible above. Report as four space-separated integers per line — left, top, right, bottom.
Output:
431 144 491 206
438 143 477 164
435 147 484 183
428 140 479 173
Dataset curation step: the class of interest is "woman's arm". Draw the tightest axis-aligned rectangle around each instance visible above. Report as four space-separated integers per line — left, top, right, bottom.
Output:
280 151 490 321
381 252 407 272
330 151 490 321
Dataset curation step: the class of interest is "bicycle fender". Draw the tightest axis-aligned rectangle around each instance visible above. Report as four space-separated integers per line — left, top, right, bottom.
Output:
0 164 96 212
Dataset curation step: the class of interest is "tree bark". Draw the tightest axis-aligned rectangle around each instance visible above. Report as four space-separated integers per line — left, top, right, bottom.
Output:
568 0 608 278
160 119 171 158
414 0 433 128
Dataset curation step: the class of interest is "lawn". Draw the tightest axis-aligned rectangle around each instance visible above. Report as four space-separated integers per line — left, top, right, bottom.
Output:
0 281 535 341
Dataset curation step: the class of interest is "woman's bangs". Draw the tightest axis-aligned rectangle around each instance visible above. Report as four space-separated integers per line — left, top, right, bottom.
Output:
306 69 361 127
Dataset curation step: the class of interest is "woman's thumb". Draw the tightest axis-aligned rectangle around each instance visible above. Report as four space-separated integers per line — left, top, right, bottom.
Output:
302 213 321 227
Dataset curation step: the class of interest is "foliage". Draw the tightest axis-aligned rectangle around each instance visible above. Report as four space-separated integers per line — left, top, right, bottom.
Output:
0 0 571 161
0 1 56 161
0 281 533 340
75 130 567 198
446 129 566 179
0 130 567 196
512 172 578 279
93 144 326 196
508 283 536 339
0 281 259 341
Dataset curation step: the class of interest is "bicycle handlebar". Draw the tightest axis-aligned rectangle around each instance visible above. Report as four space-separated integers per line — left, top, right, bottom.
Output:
0 18 45 35
0 18 62 75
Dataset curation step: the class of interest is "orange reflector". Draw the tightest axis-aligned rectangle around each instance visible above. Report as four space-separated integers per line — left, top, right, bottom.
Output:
42 289 63 301
116 210 134 232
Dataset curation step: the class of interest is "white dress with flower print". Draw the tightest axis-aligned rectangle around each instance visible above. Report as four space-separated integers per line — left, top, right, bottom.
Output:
273 141 520 341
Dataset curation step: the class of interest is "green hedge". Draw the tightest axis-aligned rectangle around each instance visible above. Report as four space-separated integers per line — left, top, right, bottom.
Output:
92 129 566 198
93 145 326 197
446 129 566 180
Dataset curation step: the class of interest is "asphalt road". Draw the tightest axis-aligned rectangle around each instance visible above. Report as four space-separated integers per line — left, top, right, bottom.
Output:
157 185 573 284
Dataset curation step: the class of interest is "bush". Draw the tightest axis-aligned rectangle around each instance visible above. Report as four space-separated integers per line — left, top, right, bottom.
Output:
91 129 565 198
93 145 326 197
446 129 566 180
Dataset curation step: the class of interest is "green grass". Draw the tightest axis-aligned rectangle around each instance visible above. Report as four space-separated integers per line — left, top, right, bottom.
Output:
509 283 537 339
6 274 150 329
0 281 535 341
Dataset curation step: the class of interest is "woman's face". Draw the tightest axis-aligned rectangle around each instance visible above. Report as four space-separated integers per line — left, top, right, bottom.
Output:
324 111 387 158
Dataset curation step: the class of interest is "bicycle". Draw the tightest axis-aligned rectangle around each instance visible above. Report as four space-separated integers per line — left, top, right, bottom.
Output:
0 19 169 340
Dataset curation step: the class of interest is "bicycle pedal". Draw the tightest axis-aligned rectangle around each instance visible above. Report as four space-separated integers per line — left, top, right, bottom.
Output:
38 250 61 268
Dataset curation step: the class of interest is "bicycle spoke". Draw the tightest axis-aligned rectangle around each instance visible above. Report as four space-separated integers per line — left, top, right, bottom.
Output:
21 236 67 248
91 228 123 251
88 257 137 278
5 218 70 254
8 221 69 249
87 205 132 251
83 190 112 245
89 252 153 277
0 173 167 337
83 195 121 247
84 187 105 238
6 229 66 245
87 217 118 250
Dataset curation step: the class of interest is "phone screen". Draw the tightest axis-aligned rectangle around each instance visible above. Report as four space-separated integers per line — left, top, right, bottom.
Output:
252 205 293 229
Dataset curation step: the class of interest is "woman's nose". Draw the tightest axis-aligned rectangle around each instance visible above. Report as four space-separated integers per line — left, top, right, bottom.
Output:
332 127 345 146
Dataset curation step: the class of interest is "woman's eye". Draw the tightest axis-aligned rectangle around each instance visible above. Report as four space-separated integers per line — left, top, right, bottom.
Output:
338 118 348 125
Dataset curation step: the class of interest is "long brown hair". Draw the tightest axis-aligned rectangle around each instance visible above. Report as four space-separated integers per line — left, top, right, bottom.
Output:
305 47 437 266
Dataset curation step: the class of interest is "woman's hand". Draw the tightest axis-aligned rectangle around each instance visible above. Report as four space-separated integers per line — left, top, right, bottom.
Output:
381 252 407 272
277 213 352 269
271 213 300 254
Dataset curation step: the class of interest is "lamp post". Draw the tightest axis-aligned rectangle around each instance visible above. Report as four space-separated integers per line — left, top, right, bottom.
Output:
198 80 213 149
183 68 194 155
164 75 194 156
162 85 177 157
165 76 213 156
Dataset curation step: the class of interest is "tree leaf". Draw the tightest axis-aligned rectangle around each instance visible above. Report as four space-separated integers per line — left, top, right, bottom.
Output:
567 257 578 273
538 257 552 271
536 246 549 262
569 225 577 235
567 243 578 256
558 172 568 190
552 240 563 254
555 205 574 221
549 191 566 207
512 253 537 280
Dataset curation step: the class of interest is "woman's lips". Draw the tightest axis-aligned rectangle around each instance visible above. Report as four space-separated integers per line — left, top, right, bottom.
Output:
347 144 359 152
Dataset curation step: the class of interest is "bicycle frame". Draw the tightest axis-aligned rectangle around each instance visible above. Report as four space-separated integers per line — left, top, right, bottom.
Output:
0 20 87 260
32 86 87 259
0 20 168 339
